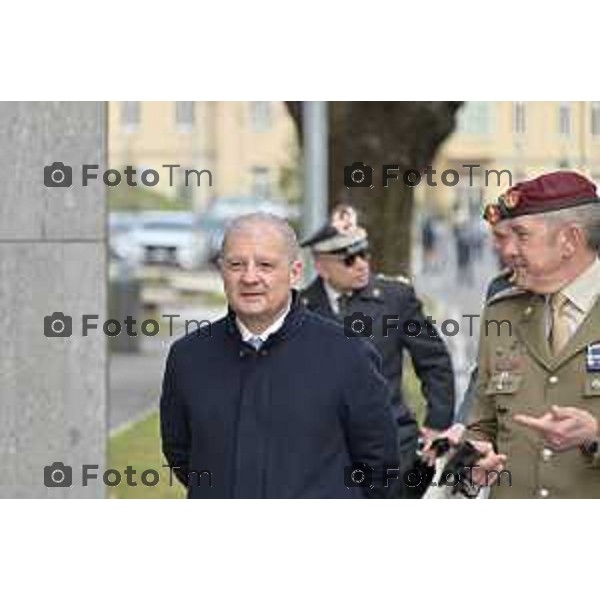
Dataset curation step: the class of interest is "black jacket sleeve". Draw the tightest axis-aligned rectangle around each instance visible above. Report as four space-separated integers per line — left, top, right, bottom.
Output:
397 286 456 430
342 341 400 498
160 343 191 488
455 364 479 424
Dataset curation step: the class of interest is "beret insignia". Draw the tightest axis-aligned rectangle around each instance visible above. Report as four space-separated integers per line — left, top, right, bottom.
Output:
483 203 501 225
504 189 521 209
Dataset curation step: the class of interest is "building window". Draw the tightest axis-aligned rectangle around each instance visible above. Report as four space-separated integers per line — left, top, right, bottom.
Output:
122 101 140 133
175 101 195 131
251 166 271 198
513 102 526 134
250 102 272 132
456 102 490 135
591 102 600 136
559 103 571 136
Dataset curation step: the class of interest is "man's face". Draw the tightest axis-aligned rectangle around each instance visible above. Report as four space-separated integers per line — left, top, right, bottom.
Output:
314 250 371 292
220 224 302 324
502 214 567 293
491 220 517 268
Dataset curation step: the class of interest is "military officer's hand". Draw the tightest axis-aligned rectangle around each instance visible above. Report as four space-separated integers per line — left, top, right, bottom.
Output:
421 424 465 466
469 441 507 487
514 406 599 452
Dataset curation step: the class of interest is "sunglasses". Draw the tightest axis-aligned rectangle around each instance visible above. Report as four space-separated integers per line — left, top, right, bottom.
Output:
340 250 371 267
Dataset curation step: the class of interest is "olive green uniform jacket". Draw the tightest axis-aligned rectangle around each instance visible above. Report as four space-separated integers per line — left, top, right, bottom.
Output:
466 288 600 499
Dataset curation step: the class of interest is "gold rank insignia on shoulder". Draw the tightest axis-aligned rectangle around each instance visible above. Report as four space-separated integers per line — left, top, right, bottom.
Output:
377 273 411 286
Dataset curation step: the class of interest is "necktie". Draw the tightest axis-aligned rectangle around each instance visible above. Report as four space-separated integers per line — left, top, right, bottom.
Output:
247 335 263 350
549 292 570 354
337 293 351 315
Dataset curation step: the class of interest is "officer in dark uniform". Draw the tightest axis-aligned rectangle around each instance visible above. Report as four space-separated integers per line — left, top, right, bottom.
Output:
300 207 456 493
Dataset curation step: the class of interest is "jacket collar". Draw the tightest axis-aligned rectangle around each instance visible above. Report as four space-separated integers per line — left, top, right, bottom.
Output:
224 290 306 350
302 276 384 310
516 293 600 370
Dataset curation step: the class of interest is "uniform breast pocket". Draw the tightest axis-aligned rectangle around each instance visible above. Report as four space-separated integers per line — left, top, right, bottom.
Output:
485 373 522 436
485 372 523 397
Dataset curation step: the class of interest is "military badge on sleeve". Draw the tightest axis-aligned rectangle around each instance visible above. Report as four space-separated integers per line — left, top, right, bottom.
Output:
586 343 600 372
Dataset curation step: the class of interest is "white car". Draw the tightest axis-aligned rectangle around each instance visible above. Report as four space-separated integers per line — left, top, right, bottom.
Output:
115 212 209 270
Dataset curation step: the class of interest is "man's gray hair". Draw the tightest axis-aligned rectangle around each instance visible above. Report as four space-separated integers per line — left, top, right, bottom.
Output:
220 212 301 261
544 203 600 253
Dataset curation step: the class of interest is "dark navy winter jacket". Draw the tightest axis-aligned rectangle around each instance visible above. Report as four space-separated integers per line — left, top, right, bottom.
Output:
160 298 399 498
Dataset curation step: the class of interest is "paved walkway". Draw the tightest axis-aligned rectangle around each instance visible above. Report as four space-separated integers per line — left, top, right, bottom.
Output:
109 302 226 433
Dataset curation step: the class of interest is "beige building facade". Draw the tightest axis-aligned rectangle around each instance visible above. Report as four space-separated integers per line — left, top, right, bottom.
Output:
108 101 297 210
108 101 600 217
417 101 600 216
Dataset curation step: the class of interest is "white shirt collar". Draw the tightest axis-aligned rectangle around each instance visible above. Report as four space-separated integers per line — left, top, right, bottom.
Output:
560 257 600 314
323 280 344 314
236 299 292 343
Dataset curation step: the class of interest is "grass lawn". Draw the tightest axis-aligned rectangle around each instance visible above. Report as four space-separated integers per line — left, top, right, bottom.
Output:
108 364 425 499
108 411 185 499
402 358 427 425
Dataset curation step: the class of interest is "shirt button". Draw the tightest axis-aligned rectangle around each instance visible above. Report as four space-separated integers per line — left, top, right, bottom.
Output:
541 448 553 461
260 350 268 356
548 376 559 385
538 488 550 498
591 379 600 391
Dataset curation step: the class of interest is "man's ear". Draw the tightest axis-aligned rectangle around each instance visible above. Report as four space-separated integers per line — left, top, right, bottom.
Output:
561 224 584 258
312 255 326 278
289 259 304 287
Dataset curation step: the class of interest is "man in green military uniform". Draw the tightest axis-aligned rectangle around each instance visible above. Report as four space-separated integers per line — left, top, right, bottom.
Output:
466 170 600 498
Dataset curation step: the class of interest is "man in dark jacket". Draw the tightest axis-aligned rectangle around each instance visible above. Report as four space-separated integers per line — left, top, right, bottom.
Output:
160 212 400 499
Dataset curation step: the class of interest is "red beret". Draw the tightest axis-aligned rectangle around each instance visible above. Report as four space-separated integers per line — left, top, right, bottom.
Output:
483 171 600 225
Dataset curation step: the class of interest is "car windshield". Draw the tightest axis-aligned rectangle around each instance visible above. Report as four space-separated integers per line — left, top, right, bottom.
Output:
143 222 192 231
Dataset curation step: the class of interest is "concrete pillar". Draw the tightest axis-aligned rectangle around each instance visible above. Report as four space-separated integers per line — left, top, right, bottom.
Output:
0 102 107 498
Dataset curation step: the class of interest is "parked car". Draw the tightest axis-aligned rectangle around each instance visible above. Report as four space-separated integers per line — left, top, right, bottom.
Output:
115 211 209 270
109 212 141 257
109 212 140 236
198 197 300 261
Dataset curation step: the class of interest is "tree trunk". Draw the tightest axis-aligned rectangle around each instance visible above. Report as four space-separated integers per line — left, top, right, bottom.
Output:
286 101 462 275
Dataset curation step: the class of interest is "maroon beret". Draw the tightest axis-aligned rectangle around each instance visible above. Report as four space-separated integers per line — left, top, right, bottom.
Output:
483 171 600 225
